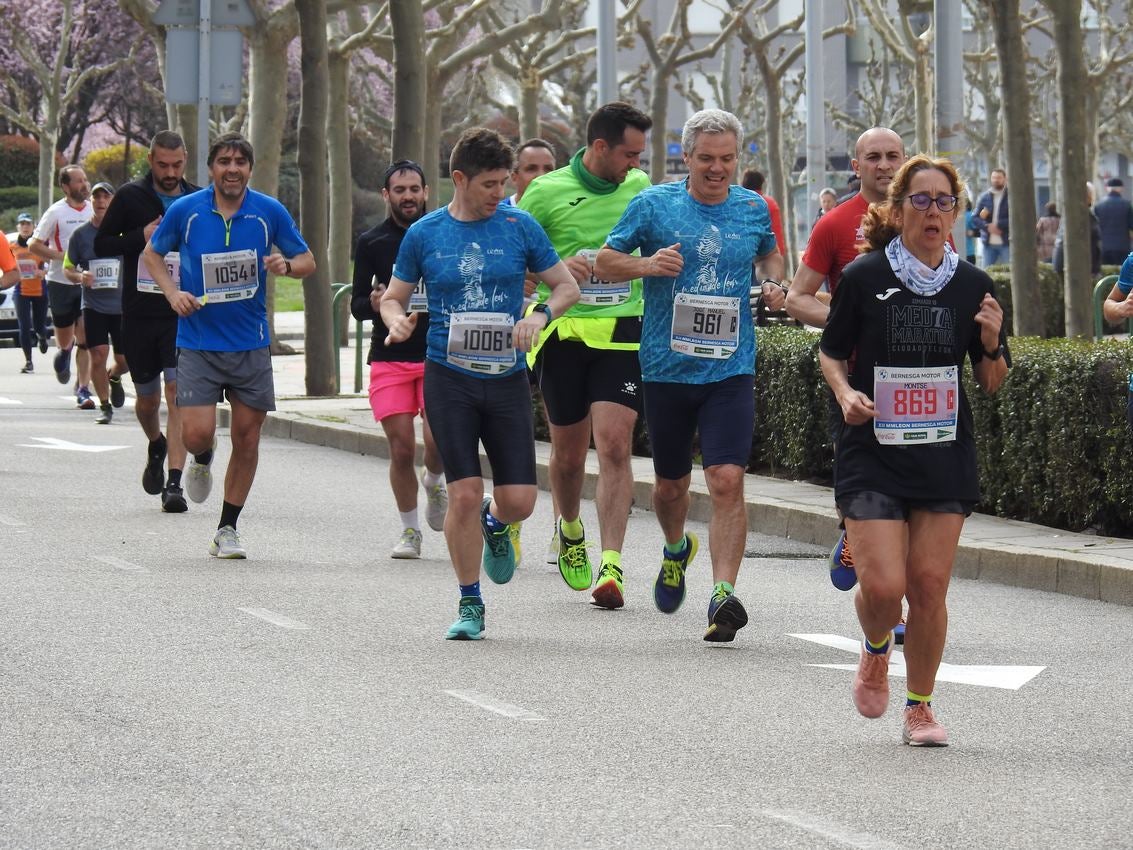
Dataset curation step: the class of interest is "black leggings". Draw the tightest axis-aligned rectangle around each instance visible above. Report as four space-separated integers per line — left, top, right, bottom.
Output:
15 291 49 358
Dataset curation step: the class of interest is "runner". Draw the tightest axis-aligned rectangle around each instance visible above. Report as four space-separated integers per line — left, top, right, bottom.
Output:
380 127 580 640
8 214 49 373
595 109 783 641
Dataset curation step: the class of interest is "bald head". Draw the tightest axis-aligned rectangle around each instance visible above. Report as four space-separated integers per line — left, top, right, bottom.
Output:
852 127 906 204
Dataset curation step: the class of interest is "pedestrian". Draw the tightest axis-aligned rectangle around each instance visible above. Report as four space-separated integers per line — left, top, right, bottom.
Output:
740 169 787 257
351 159 448 560
973 168 1010 266
62 181 128 425
29 165 94 405
595 109 783 642
95 130 200 512
5 216 41 373
380 127 580 641
502 139 556 207
141 133 316 558
517 101 652 608
1053 183 1102 277
819 154 1009 746
1035 201 1059 264
1094 177 1133 266
817 186 838 220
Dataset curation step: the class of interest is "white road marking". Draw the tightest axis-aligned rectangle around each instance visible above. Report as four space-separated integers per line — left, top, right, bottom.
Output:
445 689 545 721
237 607 311 630
0 514 26 527
790 633 1046 690
763 809 903 850
17 437 129 453
92 555 149 574
0 396 23 405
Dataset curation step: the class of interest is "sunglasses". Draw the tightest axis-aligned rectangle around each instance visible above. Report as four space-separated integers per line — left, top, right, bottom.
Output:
904 193 959 212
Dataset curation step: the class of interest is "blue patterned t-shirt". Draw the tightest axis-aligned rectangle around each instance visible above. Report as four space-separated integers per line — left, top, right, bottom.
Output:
393 205 560 378
605 181 776 384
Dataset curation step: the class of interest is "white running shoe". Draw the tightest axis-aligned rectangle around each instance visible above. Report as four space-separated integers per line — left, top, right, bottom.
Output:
391 528 422 559
210 525 246 559
545 527 560 565
421 473 448 532
186 440 216 503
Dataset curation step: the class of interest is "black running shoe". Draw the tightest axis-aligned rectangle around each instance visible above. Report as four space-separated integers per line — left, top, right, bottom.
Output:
109 373 125 408
143 435 167 496
704 588 749 643
162 483 188 513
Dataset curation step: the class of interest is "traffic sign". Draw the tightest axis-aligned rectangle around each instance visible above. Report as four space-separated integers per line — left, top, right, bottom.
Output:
154 0 254 26
164 28 244 105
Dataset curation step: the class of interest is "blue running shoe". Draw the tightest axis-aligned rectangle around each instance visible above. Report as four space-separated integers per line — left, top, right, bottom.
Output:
53 347 71 385
828 530 858 591
446 596 485 640
704 587 749 642
654 532 698 614
480 497 517 584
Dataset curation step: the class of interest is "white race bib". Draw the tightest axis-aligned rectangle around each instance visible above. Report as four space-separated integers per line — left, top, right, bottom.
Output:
576 249 631 306
670 292 740 359
201 248 258 302
88 258 121 290
873 365 959 445
138 252 180 294
446 311 516 374
408 279 428 314
17 258 38 280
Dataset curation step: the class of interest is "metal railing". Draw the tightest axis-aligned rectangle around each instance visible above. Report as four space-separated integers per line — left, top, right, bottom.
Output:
330 283 365 393
1092 275 1133 340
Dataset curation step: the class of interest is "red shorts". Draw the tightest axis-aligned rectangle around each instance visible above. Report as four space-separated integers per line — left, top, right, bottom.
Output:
368 360 425 422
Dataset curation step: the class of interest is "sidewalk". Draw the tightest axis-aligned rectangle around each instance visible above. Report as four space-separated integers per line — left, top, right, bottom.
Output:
255 312 1133 608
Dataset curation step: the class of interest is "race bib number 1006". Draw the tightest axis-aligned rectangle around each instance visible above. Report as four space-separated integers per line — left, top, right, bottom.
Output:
446 311 516 374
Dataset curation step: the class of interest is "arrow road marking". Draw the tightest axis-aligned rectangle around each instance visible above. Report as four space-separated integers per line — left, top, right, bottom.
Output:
762 809 903 850
92 555 150 574
17 437 129 453
0 396 23 405
445 689 544 721
237 607 311 630
789 633 1046 690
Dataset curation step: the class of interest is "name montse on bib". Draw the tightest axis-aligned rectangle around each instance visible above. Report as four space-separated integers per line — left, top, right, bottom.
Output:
873 365 959 445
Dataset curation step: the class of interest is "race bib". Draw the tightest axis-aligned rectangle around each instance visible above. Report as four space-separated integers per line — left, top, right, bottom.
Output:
17 258 38 280
446 311 516 374
138 252 180 294
873 365 959 445
577 249 631 306
670 292 740 359
88 258 121 290
201 248 258 302
408 279 428 314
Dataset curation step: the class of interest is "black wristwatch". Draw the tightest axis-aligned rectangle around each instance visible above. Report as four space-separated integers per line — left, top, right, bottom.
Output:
534 303 553 323
760 278 787 293
284 260 292 276
983 343 1005 361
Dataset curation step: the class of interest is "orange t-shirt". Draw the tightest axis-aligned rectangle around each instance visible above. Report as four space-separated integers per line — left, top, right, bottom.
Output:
8 238 44 297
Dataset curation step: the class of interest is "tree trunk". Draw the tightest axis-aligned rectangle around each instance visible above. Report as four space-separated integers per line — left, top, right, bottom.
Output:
914 47 934 155
391 0 427 163
423 64 445 195
327 47 353 344
520 66 541 141
296 0 335 394
987 0 1044 336
649 66 672 184
756 50 790 273
1044 0 1092 337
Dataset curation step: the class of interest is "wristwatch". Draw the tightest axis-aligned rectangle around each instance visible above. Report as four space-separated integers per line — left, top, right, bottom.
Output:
284 260 292 276
983 343 1005 361
534 303 553 323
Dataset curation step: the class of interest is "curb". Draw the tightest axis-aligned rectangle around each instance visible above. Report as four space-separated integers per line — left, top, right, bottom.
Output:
221 406 1133 609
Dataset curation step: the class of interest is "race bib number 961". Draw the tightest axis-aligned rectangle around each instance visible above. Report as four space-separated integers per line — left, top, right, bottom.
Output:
670 292 740 359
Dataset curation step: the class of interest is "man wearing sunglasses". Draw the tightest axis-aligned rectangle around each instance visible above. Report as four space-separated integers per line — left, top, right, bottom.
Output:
351 160 448 560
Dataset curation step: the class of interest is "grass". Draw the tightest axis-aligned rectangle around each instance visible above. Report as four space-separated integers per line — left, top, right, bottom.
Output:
275 276 305 312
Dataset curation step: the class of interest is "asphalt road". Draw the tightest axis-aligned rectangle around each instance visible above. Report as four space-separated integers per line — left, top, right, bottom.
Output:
1 350 1131 850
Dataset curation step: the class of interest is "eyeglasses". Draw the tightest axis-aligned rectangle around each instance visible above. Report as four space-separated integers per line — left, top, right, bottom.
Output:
904 193 959 212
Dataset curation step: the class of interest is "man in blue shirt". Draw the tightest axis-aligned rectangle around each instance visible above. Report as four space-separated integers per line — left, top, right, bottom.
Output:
381 127 580 641
596 109 782 643
142 133 315 559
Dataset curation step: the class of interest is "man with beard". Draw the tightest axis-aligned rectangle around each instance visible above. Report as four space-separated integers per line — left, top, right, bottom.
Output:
96 131 200 511
142 133 315 558
350 160 448 560
29 165 93 405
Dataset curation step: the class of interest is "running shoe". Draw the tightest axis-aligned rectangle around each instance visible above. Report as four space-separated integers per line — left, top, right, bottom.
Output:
829 529 857 591
480 497 517 584
902 703 949 747
557 520 592 591
509 522 523 567
422 472 448 532
852 635 893 719
53 347 71 384
545 529 560 565
445 596 485 640
209 525 246 559
76 385 95 410
20 361 33 374
895 616 907 646
94 402 113 424
186 439 216 503
653 532 698 614
590 561 625 609
391 528 422 559
37 333 48 354
109 373 125 408
162 483 188 513
143 435 167 496
704 586 749 642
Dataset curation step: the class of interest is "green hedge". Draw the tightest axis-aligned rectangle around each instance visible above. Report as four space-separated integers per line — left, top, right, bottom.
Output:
985 262 1064 337
0 185 38 212
529 327 1133 536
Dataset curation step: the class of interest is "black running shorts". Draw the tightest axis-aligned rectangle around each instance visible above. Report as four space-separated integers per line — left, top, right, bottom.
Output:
47 281 82 328
122 313 178 390
836 491 973 521
81 308 123 350
533 334 642 426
